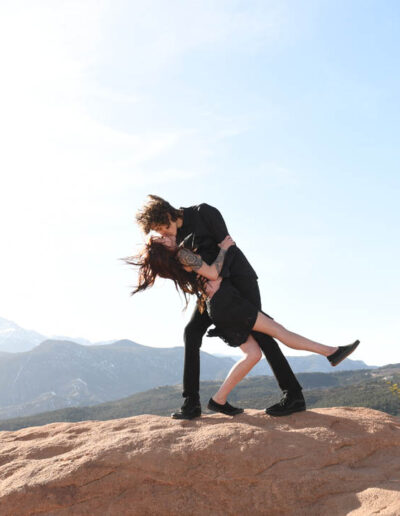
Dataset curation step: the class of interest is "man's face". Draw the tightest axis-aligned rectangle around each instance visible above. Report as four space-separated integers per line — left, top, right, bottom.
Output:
152 215 178 237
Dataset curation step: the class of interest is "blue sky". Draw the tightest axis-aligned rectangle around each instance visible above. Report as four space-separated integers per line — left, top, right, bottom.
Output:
0 1 399 365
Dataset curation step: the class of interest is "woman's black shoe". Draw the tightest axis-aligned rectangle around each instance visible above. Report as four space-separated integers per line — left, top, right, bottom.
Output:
327 340 360 366
207 398 244 416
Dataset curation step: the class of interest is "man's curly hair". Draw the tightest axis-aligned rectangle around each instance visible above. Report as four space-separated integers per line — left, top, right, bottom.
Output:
136 195 183 234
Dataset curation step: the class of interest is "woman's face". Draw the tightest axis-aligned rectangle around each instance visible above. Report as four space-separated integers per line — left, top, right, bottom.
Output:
151 234 177 250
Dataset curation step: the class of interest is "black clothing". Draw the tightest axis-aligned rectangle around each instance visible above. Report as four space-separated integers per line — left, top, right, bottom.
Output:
206 278 259 347
227 275 301 392
176 204 257 279
182 305 212 398
182 279 302 398
178 203 302 398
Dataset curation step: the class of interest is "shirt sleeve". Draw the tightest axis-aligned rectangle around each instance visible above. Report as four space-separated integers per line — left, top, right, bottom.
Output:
197 203 229 243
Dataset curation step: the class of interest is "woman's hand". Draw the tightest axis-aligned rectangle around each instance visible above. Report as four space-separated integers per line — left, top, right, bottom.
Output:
218 235 235 250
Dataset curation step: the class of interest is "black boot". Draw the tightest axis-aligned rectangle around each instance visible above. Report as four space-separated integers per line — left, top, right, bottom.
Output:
265 390 306 417
171 397 201 420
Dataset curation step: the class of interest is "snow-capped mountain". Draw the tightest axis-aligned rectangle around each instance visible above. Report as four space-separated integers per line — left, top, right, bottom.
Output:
0 317 47 353
0 317 96 353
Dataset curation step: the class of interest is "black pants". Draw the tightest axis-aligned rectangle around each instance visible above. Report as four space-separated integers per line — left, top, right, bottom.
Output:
182 276 302 399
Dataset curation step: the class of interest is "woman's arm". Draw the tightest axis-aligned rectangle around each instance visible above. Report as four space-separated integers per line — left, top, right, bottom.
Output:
177 236 235 280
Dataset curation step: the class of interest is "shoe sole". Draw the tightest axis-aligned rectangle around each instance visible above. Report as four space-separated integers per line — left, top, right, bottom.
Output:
330 340 360 366
207 405 244 416
265 406 306 417
171 412 201 420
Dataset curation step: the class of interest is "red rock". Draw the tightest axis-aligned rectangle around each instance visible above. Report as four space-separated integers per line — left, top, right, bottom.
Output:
0 407 399 515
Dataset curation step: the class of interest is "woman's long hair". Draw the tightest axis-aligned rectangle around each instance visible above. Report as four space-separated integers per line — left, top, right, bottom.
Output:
124 238 208 312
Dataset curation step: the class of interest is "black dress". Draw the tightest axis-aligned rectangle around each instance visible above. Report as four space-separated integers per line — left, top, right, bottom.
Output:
205 278 259 347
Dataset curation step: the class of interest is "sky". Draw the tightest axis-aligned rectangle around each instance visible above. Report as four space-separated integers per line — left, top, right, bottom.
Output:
0 0 399 366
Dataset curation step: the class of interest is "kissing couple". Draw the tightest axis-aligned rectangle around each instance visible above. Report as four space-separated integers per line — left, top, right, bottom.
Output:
127 195 360 419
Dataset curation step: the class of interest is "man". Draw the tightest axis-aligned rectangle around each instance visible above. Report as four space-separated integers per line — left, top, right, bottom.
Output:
136 195 305 418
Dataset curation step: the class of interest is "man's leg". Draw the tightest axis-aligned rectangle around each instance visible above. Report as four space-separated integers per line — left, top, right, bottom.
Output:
182 306 212 398
229 276 305 416
171 306 212 419
230 276 302 392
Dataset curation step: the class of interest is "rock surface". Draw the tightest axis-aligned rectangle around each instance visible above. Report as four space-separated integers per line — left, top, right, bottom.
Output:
0 407 399 515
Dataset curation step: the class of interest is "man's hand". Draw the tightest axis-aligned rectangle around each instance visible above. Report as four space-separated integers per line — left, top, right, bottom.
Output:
218 235 235 250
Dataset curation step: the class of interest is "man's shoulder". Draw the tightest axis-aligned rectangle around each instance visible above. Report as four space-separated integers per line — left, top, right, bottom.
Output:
195 203 219 215
182 203 219 216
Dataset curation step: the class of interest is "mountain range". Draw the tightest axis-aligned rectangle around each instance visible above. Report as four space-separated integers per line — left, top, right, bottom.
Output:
0 335 376 420
0 316 92 352
0 316 377 422
0 317 376 375
0 339 234 420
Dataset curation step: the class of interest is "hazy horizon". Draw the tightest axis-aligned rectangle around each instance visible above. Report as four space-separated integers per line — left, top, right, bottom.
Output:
0 314 387 368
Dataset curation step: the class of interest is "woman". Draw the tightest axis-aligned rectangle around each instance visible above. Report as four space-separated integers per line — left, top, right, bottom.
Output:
127 234 360 416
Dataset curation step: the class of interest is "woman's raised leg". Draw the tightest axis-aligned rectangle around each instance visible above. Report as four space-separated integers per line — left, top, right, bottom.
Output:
212 335 262 405
252 313 338 356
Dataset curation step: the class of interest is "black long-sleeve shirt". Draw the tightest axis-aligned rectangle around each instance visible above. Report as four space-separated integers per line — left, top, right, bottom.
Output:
176 203 257 279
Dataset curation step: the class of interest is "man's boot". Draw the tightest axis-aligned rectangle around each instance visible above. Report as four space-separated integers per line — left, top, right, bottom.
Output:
171 397 201 420
265 390 306 417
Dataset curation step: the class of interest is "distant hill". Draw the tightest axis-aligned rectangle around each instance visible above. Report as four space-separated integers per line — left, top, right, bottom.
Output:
0 316 376 375
0 317 376 374
0 339 235 420
1 364 399 431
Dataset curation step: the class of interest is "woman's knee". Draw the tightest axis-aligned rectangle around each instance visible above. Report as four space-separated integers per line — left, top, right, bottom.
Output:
241 340 262 364
242 352 261 366
249 347 262 364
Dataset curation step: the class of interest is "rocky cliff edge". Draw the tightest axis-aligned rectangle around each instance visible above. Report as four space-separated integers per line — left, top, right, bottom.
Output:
1 407 399 515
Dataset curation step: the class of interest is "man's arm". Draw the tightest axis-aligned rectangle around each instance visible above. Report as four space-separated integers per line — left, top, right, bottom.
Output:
177 236 234 280
197 203 229 243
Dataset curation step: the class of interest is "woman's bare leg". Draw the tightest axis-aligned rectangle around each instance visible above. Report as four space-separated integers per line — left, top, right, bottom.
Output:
212 335 262 405
252 312 338 356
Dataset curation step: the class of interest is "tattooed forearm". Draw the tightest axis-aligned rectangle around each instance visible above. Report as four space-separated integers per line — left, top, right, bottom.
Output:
213 248 227 275
177 248 203 271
